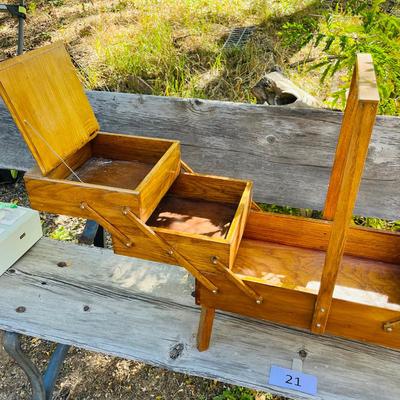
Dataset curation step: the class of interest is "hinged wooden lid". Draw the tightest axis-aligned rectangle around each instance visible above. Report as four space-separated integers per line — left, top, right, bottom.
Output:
0 42 100 175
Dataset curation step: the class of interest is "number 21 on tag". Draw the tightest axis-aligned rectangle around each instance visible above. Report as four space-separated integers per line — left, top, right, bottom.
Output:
268 365 318 395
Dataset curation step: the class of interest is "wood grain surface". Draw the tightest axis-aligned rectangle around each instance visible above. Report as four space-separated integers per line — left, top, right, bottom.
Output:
0 43 99 174
313 54 379 333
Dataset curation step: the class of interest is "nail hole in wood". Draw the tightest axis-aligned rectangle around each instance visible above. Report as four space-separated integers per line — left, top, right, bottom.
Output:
57 261 67 268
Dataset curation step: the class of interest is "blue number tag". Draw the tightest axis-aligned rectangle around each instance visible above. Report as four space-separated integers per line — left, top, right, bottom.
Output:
268 365 318 396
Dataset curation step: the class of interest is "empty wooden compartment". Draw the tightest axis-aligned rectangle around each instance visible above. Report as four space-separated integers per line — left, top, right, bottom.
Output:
113 173 253 274
0 42 181 223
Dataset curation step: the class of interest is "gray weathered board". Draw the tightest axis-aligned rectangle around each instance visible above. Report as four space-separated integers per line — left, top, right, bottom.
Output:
1 92 399 220
1 238 399 400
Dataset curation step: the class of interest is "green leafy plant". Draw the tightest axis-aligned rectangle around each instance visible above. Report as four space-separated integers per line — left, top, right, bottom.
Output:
213 387 274 400
353 215 400 231
50 226 74 241
281 0 400 115
213 387 255 400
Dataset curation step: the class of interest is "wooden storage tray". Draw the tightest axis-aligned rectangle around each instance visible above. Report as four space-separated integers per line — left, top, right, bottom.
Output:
113 173 253 272
197 210 400 349
0 42 180 221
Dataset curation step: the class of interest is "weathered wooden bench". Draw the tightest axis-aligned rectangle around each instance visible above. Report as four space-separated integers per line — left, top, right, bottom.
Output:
1 92 400 400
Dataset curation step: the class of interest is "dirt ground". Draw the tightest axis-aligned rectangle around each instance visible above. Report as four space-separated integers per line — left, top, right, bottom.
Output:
0 331 233 400
0 179 276 400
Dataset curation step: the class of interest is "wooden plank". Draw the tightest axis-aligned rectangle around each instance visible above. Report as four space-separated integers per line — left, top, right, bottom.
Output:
1 92 399 219
1 238 400 400
244 211 400 265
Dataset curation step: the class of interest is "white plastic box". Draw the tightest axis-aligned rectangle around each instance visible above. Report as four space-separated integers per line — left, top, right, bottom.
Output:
0 204 42 274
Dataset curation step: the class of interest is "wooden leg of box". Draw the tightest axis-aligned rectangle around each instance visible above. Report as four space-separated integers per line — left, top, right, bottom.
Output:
197 306 215 352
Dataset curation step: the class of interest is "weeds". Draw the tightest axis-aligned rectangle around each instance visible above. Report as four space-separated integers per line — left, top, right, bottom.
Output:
281 0 400 115
213 387 274 400
50 226 74 241
84 0 312 99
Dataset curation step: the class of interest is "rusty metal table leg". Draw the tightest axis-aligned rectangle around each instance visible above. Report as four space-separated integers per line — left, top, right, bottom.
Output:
2 331 71 400
3 331 46 400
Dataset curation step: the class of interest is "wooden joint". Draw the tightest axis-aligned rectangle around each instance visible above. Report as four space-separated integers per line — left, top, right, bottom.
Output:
211 256 263 304
181 160 195 174
311 305 328 334
383 318 400 333
122 206 219 294
80 202 133 248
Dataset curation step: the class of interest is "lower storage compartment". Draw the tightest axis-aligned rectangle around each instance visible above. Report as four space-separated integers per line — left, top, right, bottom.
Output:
196 210 400 350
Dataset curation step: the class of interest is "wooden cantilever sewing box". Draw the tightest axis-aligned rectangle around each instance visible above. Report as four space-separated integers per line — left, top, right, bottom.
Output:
1 42 399 352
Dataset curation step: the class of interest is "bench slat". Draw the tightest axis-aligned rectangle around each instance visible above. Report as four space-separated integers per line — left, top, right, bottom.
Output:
0 238 399 400
1 92 399 219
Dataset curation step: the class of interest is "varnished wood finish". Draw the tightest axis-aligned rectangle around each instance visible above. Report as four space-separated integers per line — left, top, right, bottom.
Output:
197 306 216 352
244 211 400 265
71 158 155 190
0 43 181 221
3 91 400 220
6 46 400 352
212 257 263 303
3 238 400 400
180 160 260 212
323 67 358 221
168 173 248 205
232 238 400 311
92 132 182 221
46 143 92 180
122 207 218 293
24 131 181 221
227 182 252 268
326 300 400 349
148 196 237 239
114 173 253 273
195 54 400 351
196 277 400 350
0 42 99 174
80 202 133 248
134 140 181 221
92 131 174 164
313 54 379 333
196 275 316 330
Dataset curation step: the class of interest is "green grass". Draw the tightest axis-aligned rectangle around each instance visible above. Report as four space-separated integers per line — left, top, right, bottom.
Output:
81 0 317 101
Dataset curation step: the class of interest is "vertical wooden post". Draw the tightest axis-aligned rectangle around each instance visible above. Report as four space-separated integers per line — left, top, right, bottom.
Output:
312 54 379 334
197 306 216 352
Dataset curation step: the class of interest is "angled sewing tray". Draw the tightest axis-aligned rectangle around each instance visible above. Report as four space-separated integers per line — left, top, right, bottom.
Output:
0 42 253 271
